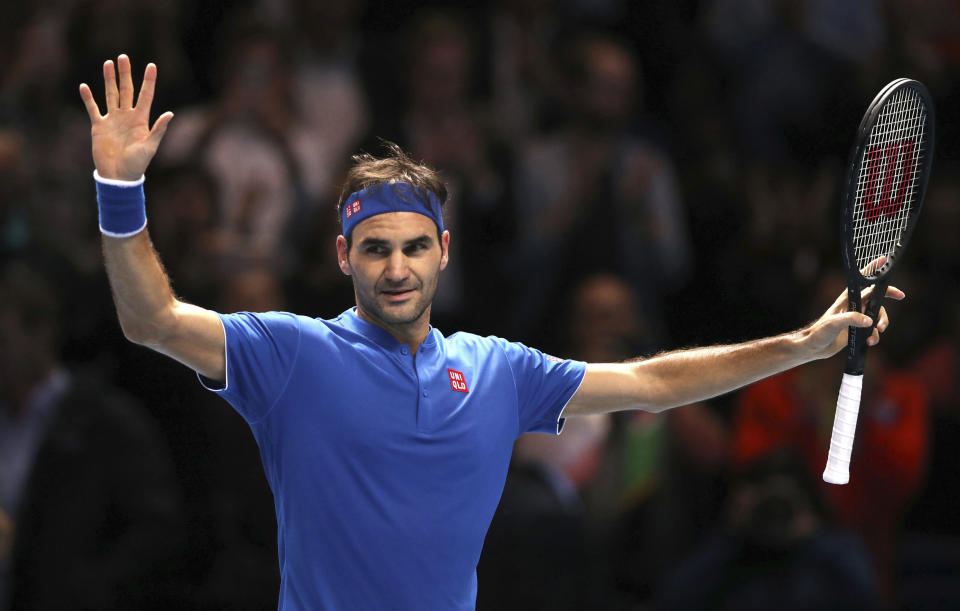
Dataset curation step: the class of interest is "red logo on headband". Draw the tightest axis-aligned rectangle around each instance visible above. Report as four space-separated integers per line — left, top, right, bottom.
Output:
345 199 361 219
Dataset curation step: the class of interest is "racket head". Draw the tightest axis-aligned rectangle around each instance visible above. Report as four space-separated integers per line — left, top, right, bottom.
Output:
841 78 935 286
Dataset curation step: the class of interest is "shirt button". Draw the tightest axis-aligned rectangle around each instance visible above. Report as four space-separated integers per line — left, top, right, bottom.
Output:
422 389 429 397
401 346 409 355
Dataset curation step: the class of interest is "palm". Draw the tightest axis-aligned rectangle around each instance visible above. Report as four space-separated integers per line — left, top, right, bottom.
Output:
79 55 173 181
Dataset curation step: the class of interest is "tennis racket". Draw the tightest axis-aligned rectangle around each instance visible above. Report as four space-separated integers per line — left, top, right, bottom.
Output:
822 78 935 485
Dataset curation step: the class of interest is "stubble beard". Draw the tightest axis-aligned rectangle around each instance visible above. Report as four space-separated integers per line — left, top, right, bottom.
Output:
356 269 440 329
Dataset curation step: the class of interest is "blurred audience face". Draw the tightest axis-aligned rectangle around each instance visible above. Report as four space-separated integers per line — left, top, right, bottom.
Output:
570 273 642 362
575 37 638 129
219 265 285 314
408 18 473 112
221 31 293 122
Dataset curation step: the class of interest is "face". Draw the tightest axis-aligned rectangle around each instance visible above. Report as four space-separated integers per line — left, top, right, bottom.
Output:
337 212 449 330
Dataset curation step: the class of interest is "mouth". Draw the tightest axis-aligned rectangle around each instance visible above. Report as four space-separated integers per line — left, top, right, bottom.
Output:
380 288 416 303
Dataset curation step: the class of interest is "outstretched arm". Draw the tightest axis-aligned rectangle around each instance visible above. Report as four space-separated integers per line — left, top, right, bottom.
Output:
563 285 904 416
80 55 225 381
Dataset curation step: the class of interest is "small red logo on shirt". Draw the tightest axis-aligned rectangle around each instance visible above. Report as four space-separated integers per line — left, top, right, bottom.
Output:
545 354 565 363
345 199 361 218
448 369 469 393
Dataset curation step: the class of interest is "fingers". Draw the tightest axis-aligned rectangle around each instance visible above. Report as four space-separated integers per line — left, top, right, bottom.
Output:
78 83 102 122
135 63 157 111
829 290 848 314
148 111 175 149
103 59 119 110
860 256 887 277
118 54 134 108
834 310 873 329
885 285 905 300
860 284 906 302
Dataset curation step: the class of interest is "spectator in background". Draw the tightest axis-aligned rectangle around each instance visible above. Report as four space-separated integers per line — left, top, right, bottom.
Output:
110 255 281 610
700 0 884 162
160 14 314 269
284 0 369 186
0 262 183 610
0 0 192 273
143 164 222 306
896 171 960 610
487 0 565 143
481 273 730 609
564 274 728 605
731 273 928 596
511 30 692 352
658 450 881 611
903 170 960 538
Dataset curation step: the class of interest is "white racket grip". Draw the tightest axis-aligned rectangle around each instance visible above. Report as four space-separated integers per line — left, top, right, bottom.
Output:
823 373 864 485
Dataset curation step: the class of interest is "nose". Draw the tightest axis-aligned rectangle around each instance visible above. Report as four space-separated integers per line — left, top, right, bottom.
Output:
384 251 409 281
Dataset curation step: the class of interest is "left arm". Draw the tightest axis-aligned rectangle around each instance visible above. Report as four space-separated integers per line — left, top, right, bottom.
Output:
563 286 903 416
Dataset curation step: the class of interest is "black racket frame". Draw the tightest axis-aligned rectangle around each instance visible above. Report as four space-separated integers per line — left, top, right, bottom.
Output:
840 78 935 376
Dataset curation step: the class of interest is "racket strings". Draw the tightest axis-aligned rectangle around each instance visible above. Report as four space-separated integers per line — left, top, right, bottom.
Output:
852 86 928 278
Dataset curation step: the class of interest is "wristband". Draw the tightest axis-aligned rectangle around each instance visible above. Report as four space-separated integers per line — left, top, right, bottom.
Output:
94 170 147 237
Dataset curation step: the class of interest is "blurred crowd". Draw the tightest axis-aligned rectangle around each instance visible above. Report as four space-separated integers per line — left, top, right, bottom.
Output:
2 0 959 609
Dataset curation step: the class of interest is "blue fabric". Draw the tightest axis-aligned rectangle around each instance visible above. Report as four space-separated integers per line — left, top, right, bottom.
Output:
199 308 585 610
94 175 147 237
341 182 444 239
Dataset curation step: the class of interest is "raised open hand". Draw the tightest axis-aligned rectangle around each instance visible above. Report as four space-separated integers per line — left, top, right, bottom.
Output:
79 54 173 180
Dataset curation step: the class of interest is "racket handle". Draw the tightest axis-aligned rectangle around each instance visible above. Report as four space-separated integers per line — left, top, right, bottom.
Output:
823 373 864 485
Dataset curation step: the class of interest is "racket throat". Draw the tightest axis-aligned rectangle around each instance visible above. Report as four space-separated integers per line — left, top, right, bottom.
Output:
844 280 887 376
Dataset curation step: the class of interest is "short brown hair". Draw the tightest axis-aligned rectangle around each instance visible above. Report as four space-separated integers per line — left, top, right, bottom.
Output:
337 142 448 241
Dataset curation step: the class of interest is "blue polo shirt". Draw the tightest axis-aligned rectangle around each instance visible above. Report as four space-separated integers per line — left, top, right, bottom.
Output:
200 308 586 610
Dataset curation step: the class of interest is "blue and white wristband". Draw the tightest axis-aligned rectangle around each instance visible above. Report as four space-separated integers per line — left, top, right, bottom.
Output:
94 170 147 237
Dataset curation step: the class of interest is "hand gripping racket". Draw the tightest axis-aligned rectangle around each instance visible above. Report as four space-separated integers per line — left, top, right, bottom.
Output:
823 79 935 485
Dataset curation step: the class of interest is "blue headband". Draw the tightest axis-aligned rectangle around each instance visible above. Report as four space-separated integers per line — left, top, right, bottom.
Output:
341 182 444 239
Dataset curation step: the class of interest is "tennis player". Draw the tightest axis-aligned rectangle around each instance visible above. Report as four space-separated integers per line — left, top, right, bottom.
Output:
80 55 902 610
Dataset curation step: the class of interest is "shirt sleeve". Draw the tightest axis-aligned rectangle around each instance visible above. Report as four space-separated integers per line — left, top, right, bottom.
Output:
198 311 302 424
494 338 587 435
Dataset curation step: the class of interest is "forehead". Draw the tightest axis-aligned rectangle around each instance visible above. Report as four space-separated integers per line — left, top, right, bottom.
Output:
351 212 437 242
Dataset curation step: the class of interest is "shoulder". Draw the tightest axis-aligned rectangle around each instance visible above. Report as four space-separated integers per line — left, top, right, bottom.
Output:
446 333 576 369
220 310 302 329
445 332 516 357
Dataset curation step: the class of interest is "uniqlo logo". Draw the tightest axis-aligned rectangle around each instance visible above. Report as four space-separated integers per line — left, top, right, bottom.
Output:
345 199 361 218
448 369 468 393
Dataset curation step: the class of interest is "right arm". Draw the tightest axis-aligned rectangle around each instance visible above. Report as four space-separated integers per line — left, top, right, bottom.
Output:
81 54 225 382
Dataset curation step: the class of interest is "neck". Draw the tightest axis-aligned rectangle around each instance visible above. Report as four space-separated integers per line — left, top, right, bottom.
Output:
355 305 431 355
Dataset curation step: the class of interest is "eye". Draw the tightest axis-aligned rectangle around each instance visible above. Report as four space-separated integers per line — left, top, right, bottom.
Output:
365 245 388 256
405 242 433 255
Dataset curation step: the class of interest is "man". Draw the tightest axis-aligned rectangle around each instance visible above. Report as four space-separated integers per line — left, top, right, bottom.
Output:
78 55 901 610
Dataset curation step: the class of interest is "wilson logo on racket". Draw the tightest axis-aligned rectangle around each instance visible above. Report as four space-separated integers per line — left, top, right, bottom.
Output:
862 139 916 223
448 369 468 393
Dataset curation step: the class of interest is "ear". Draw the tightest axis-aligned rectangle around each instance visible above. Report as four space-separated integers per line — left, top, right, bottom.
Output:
439 230 451 270
336 235 351 276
